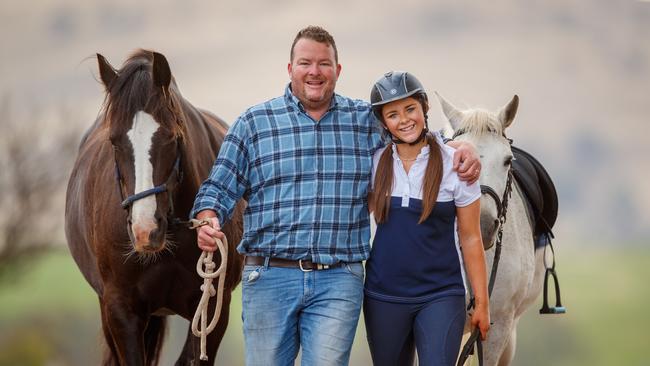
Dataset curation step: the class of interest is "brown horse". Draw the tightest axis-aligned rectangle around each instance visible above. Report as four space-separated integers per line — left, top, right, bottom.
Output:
65 49 244 365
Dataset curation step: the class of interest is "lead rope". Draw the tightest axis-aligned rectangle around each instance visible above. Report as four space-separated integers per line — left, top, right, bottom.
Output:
187 218 228 361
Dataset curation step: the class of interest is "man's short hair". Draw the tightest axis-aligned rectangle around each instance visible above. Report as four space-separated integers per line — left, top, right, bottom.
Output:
290 25 338 63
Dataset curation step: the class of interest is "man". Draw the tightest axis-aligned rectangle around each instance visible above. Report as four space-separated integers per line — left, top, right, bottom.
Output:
191 26 481 366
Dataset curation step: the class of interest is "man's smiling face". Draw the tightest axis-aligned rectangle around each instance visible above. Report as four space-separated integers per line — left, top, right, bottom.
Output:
288 38 341 114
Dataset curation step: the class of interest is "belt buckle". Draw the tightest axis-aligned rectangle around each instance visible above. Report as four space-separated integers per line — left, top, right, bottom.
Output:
299 259 313 272
299 260 331 272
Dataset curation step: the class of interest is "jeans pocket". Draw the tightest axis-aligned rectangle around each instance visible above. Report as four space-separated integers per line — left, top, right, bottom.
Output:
344 262 365 280
242 265 263 285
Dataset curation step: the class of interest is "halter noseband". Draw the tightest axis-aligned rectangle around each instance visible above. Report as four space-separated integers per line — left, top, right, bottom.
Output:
114 143 183 211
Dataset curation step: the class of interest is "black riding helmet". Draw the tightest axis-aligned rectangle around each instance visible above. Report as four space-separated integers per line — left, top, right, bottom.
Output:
370 71 429 145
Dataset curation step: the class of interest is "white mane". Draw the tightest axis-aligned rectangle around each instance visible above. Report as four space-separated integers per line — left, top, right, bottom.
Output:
457 108 503 138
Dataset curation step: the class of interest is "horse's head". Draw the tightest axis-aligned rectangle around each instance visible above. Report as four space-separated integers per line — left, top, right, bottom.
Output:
98 50 185 254
437 93 519 248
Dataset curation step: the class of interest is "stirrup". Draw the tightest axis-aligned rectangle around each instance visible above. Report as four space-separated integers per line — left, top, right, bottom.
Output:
539 240 566 314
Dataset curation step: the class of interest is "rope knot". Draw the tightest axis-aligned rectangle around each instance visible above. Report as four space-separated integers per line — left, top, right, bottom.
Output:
204 261 216 271
200 283 216 296
191 234 229 362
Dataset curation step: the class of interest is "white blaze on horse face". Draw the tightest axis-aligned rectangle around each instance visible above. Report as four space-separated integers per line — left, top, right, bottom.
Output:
127 111 159 244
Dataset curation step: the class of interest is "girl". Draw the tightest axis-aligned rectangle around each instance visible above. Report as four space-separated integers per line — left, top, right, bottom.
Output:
364 71 490 366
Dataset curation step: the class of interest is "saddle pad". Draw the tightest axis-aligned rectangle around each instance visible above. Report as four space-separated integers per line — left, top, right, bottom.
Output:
511 146 558 237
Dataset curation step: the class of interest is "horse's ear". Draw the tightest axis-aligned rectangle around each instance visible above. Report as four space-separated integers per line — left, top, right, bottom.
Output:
498 95 519 129
152 52 172 90
435 92 464 131
97 53 117 91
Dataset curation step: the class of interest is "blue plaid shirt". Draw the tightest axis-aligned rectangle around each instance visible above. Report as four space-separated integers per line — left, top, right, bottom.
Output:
191 85 384 264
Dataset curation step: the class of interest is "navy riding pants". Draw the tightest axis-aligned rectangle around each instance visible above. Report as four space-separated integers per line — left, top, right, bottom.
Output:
363 295 466 366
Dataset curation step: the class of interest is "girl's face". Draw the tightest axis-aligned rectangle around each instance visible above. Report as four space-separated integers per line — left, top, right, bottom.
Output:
381 97 426 144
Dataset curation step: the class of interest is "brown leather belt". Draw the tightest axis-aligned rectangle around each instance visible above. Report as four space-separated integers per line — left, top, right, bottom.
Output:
244 256 348 271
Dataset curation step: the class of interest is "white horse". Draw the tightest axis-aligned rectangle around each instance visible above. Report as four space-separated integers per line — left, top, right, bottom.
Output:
437 94 546 366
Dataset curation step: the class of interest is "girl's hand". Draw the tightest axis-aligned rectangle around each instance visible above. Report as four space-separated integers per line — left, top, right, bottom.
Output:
470 303 491 341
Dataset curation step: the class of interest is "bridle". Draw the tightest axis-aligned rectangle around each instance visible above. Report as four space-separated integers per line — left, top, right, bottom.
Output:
113 141 183 216
451 127 514 233
453 128 516 366
479 167 514 249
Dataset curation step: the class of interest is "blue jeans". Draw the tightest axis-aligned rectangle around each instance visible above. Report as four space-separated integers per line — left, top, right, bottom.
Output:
241 261 364 366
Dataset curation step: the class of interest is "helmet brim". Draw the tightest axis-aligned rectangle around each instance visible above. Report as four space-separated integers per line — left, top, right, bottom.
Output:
370 88 424 107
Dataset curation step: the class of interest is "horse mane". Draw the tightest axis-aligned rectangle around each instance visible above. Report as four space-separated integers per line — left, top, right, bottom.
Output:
101 49 184 138
457 108 503 138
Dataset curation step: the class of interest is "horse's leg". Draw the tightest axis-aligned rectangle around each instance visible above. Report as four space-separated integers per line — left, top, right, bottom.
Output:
99 298 119 366
175 326 200 366
482 311 515 366
497 326 517 366
144 315 167 366
103 291 148 365
175 292 233 366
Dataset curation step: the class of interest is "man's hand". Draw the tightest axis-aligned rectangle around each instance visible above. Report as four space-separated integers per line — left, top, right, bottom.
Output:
196 210 225 252
447 140 481 184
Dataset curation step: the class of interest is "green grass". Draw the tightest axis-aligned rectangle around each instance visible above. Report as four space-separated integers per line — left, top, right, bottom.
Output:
1 246 649 365
0 249 98 319
514 246 650 366
0 249 102 366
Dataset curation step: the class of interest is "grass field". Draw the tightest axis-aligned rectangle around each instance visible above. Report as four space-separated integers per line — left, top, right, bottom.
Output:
0 245 648 365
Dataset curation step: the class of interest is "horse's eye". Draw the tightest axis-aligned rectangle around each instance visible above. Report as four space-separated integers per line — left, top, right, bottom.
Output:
504 156 513 166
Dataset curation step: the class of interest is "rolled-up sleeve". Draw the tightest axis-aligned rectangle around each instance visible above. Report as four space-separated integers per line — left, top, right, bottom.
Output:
190 116 250 223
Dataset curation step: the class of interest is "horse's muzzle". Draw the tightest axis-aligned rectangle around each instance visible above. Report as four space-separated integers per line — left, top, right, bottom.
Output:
131 220 167 252
480 216 499 250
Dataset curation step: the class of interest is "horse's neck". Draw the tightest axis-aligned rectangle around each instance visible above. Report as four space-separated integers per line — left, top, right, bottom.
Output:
503 184 534 245
176 102 222 194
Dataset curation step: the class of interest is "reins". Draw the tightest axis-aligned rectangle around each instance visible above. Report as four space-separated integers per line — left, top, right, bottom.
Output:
457 138 515 366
